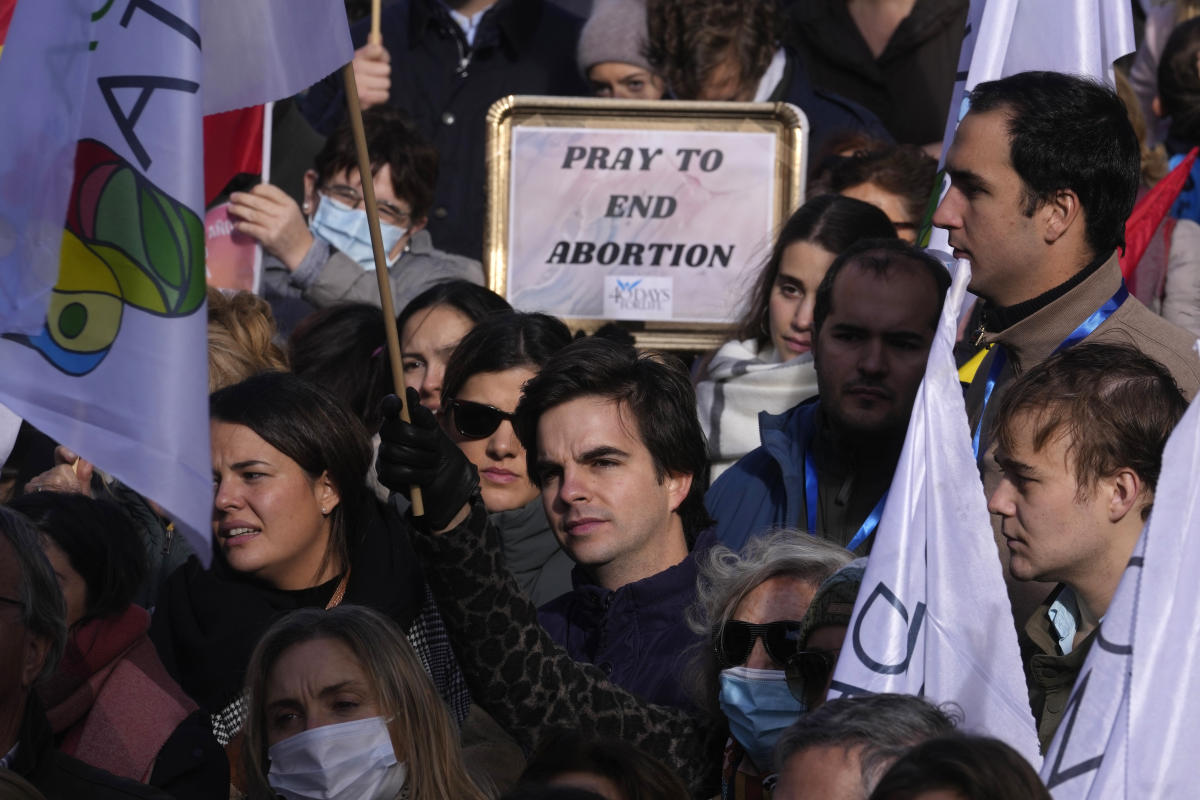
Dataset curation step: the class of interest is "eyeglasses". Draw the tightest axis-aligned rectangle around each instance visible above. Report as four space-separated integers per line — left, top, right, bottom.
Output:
320 184 412 228
784 649 841 707
448 399 518 440
713 619 805 668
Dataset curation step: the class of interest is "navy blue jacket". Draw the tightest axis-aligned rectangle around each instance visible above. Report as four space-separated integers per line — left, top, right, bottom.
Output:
537 528 714 710
298 0 587 260
706 400 818 554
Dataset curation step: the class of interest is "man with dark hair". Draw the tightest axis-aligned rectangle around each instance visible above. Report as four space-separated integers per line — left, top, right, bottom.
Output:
707 238 949 554
644 0 890 158
248 105 484 335
987 342 1186 750
772 693 958 800
377 337 713 709
298 0 587 261
0 507 172 799
932 70 1200 620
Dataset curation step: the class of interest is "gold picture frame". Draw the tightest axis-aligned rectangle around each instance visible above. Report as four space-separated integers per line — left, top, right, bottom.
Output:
484 96 808 352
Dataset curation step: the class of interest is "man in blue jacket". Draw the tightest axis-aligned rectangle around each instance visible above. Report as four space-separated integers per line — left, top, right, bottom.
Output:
706 239 948 554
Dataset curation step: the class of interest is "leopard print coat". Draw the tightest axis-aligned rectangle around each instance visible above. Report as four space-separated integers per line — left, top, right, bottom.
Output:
411 501 724 798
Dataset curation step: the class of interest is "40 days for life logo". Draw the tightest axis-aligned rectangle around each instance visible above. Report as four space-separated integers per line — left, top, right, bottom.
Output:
603 276 673 321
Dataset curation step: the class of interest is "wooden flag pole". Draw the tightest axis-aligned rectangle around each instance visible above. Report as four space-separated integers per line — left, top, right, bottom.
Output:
341 62 425 517
369 0 382 45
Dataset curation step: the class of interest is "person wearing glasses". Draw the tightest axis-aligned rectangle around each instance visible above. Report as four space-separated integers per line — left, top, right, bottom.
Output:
820 144 938 245
234 105 484 335
439 311 575 606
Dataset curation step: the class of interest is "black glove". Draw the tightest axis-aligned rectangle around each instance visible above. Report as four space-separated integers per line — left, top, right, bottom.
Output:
377 388 479 530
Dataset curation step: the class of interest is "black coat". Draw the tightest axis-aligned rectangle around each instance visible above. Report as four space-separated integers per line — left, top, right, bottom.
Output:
299 0 588 261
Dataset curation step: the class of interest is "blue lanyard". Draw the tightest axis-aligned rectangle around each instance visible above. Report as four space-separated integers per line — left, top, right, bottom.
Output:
804 445 889 552
971 282 1129 458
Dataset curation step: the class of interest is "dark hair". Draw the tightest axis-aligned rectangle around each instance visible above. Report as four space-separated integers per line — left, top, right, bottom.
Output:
738 195 898 346
514 338 713 538
645 0 780 99
826 145 939 228
868 734 1051 800
812 238 951 336
991 341 1186 520
1158 17 1200 144
312 106 439 220
0 506 66 682
442 312 572 410
289 304 391 432
210 372 373 580
396 280 512 341
775 694 960 793
519 734 689 800
8 493 146 623
967 71 1140 257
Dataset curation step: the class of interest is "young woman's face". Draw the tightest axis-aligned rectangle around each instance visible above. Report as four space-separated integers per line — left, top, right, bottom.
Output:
767 240 837 359
41 538 87 629
211 421 340 590
264 637 385 747
400 304 475 415
446 366 540 512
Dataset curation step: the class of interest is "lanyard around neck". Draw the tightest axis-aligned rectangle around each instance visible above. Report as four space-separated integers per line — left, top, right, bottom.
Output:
971 282 1129 458
804 443 889 553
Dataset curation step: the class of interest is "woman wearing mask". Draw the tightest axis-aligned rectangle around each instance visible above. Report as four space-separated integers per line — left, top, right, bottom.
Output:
150 372 469 757
242 604 487 800
694 195 897 481
235 106 485 335
440 311 574 606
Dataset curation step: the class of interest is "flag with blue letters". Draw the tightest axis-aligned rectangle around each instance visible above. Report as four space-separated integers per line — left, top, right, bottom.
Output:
827 260 1042 768
0 0 352 561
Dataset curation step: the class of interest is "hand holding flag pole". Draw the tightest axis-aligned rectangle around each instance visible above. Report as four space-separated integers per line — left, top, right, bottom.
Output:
340 62 425 517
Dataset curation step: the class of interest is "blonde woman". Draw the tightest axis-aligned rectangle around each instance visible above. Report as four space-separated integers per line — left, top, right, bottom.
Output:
242 604 488 800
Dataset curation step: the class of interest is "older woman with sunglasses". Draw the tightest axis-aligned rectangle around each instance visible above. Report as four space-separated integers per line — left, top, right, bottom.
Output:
440 311 575 606
237 105 484 335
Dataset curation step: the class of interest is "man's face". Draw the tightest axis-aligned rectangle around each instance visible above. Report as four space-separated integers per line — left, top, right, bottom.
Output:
932 109 1045 307
774 744 866 800
534 396 691 585
988 411 1113 585
813 261 939 439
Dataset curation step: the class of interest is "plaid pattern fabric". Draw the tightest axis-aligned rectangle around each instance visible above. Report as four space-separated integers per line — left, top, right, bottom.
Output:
407 586 471 725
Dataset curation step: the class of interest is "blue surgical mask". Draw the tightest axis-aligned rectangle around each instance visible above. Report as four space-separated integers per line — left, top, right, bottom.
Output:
309 195 407 271
718 666 806 772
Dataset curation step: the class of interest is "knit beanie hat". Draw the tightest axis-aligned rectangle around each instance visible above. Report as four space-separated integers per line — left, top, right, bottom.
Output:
798 558 867 648
576 0 653 76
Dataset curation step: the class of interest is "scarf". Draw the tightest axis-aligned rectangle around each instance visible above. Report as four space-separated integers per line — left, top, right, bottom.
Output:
695 339 820 481
39 604 197 782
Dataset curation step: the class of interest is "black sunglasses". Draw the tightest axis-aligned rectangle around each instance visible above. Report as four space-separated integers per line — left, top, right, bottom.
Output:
713 619 805 668
448 398 517 440
784 649 841 707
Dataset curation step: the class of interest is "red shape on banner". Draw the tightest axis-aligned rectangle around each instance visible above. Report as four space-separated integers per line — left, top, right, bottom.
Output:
203 105 264 206
1121 147 1199 285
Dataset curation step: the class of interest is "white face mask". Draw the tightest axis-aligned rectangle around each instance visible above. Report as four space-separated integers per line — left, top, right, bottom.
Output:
308 195 407 271
267 716 408 800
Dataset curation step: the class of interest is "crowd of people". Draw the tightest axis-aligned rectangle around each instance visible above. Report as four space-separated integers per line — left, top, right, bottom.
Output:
4 0 1200 799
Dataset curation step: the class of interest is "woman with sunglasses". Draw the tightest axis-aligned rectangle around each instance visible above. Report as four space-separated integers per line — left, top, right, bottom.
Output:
237 105 485 335
440 311 575 606
698 530 852 796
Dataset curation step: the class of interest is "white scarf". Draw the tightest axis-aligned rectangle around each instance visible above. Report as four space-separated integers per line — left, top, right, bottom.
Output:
695 338 820 482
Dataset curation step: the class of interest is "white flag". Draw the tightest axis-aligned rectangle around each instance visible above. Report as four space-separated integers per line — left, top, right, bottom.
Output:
1043 378 1200 797
0 0 351 562
828 260 1042 768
